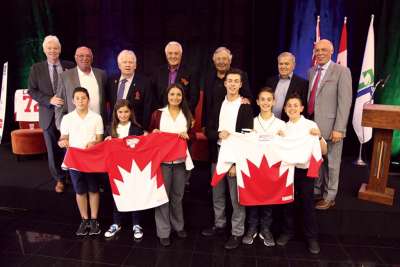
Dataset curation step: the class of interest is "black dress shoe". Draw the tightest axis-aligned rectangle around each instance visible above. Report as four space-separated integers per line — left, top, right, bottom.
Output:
176 230 187 238
160 237 171 247
224 235 241 250
201 226 225 237
276 234 292 246
307 239 320 254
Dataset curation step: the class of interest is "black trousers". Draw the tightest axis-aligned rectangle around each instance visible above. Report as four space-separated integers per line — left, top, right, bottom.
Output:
281 168 318 240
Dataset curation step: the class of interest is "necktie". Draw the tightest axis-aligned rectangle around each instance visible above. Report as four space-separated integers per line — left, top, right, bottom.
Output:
117 79 128 100
307 67 323 116
52 65 58 93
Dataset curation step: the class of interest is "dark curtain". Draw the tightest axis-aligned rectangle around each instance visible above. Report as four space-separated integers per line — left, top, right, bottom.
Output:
2 0 400 157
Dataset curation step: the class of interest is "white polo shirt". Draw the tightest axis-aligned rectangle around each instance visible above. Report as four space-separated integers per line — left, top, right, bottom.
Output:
77 68 101 114
60 109 104 149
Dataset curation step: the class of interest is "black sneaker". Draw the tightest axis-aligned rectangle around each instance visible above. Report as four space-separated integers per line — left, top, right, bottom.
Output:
259 229 275 247
88 219 101 236
224 235 241 250
201 226 225 237
160 237 171 247
242 229 258 245
307 239 320 254
76 219 89 236
276 234 291 246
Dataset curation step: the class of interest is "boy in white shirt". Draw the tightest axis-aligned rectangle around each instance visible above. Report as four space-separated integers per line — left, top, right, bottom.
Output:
58 87 103 236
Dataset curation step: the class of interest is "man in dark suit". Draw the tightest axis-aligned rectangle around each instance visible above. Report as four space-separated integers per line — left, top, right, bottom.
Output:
202 47 253 128
151 41 199 113
56 46 107 127
28 35 75 193
307 39 352 210
265 52 308 122
106 50 152 129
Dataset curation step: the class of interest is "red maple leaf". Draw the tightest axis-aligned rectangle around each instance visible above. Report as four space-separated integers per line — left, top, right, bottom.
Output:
239 156 294 206
307 154 323 178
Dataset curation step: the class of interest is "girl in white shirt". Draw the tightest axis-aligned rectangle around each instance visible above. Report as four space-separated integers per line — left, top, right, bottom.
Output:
104 100 145 240
243 87 285 246
148 83 194 246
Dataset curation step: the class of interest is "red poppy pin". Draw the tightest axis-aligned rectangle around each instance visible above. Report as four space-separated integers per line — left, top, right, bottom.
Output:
180 78 189 86
134 90 141 100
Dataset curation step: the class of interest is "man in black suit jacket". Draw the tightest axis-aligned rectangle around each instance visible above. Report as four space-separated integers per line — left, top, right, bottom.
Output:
265 52 308 122
28 35 75 193
202 47 253 127
151 41 199 113
106 50 152 129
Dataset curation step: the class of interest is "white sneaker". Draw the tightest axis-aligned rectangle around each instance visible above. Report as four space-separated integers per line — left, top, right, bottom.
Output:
133 224 143 239
104 224 121 238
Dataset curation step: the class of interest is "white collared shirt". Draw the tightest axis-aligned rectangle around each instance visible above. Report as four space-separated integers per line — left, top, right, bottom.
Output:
77 68 100 114
159 106 191 166
253 114 285 135
119 75 134 99
159 107 188 134
60 109 103 149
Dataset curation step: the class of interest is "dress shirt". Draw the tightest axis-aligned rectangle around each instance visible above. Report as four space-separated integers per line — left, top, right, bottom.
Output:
77 68 100 114
273 74 292 119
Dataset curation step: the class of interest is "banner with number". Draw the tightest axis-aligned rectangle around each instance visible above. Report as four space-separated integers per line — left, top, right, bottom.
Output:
0 62 8 144
14 89 39 122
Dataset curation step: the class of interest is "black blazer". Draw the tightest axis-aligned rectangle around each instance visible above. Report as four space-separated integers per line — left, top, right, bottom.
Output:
106 73 153 129
265 74 308 122
206 99 254 163
151 64 199 113
105 122 144 138
28 60 75 129
202 67 253 127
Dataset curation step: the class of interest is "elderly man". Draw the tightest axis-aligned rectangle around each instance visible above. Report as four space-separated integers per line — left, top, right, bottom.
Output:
202 47 253 127
28 35 75 193
151 41 198 113
307 39 352 210
106 50 152 129
265 52 308 122
56 46 107 126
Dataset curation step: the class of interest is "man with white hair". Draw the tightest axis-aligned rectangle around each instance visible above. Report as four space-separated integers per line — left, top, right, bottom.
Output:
28 35 75 193
265 52 308 122
106 49 152 128
151 41 199 113
202 47 253 127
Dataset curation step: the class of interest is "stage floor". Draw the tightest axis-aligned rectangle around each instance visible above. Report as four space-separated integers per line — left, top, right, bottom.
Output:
1 143 400 266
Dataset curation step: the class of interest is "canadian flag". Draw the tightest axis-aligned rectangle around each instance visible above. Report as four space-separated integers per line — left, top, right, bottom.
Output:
212 133 323 206
311 15 321 66
63 133 192 211
337 17 348 66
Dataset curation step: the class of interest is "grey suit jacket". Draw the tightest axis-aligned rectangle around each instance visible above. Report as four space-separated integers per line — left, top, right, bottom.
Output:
28 60 75 129
55 67 107 128
307 61 352 139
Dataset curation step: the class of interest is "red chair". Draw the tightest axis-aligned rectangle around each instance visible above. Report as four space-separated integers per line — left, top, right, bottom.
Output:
191 90 209 161
11 121 47 159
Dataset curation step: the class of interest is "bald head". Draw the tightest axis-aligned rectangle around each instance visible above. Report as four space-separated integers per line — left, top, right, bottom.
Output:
314 39 334 65
75 46 93 73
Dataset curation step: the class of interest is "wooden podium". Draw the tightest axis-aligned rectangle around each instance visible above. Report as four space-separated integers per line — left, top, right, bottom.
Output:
358 104 400 206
